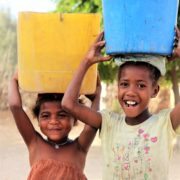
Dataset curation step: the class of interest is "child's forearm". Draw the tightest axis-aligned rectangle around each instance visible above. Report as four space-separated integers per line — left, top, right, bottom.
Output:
8 77 37 146
62 32 111 128
62 58 91 111
89 76 101 111
91 94 100 111
8 78 22 109
171 103 180 130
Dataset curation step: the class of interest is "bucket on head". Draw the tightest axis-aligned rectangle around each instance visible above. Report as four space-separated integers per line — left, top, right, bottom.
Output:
18 12 100 94
102 0 179 55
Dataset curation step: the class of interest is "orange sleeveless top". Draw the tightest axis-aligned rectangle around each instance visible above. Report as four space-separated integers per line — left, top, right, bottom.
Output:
27 159 87 180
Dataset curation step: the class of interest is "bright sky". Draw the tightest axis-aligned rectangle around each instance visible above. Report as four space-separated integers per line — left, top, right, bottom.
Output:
0 0 56 18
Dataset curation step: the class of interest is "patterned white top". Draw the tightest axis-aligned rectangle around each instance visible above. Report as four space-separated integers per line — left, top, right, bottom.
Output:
100 109 178 180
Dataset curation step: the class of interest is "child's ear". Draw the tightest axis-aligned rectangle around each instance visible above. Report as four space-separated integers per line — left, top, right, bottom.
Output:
151 84 160 98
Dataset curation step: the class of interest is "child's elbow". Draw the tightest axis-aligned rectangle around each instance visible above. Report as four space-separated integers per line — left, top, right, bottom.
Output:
61 99 74 112
9 103 22 111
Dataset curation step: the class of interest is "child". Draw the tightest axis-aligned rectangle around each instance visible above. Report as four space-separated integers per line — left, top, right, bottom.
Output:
8 71 101 180
62 31 180 180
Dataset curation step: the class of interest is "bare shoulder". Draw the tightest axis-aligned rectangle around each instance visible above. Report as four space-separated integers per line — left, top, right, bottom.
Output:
28 132 45 164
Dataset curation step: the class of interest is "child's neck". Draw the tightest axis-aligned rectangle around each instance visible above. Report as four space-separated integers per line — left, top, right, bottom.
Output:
47 137 72 149
125 108 151 125
48 137 69 144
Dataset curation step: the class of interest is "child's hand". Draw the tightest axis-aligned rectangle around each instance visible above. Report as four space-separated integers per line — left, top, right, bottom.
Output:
13 70 18 81
167 27 180 61
84 32 112 66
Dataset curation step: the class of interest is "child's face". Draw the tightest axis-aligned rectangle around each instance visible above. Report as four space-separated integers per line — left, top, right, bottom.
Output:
118 65 158 118
38 101 74 143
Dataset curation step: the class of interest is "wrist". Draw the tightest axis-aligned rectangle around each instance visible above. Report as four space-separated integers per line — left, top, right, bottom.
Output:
82 57 94 68
79 60 90 73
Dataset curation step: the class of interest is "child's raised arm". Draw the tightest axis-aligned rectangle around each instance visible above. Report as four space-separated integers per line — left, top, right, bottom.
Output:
62 32 112 129
170 103 180 130
168 27 180 130
77 75 101 152
8 71 37 147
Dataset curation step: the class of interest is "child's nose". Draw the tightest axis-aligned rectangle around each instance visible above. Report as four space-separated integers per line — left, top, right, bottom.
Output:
49 117 59 124
126 85 137 96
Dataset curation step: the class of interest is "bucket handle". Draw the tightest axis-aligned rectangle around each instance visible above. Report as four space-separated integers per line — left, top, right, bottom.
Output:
59 13 64 22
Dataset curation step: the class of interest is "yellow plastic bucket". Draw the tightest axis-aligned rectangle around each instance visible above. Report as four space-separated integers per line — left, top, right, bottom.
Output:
17 12 100 94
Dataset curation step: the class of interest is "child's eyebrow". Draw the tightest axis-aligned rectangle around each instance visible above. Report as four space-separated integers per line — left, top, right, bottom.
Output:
119 79 148 83
39 111 50 115
58 110 70 114
119 78 129 81
136 80 148 83
58 110 67 113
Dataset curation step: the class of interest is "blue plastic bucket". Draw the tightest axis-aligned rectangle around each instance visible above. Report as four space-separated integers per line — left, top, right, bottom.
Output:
102 0 179 55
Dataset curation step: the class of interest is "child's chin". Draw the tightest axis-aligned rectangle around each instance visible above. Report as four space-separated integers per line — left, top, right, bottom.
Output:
126 114 138 118
49 136 61 142
124 110 140 118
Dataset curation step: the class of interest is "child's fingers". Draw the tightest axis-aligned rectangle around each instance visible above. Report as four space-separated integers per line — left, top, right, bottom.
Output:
94 41 106 53
175 26 180 38
95 31 104 43
96 41 106 52
98 55 112 62
104 55 113 61
96 40 105 45
173 40 178 48
172 27 180 48
100 31 104 41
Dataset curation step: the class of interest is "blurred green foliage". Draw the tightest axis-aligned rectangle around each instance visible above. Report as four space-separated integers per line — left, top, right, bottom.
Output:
54 0 102 13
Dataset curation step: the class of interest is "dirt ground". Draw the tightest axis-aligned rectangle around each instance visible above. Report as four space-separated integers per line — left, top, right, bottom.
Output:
0 110 179 180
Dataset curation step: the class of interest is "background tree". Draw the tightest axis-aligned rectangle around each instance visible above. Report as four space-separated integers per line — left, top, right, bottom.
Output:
54 0 102 13
0 9 17 109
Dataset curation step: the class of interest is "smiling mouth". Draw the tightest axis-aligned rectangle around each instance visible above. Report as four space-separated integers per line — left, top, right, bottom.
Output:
49 128 61 132
124 100 138 107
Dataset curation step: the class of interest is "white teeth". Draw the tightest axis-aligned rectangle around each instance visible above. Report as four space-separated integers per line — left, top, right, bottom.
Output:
126 101 136 105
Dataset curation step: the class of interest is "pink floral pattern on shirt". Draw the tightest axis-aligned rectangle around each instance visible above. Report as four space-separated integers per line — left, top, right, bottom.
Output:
112 129 158 179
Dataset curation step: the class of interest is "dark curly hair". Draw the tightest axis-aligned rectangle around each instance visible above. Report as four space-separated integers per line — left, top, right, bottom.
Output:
118 61 161 85
32 93 64 118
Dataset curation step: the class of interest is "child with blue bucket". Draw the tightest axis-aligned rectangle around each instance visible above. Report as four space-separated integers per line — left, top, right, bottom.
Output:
62 30 180 179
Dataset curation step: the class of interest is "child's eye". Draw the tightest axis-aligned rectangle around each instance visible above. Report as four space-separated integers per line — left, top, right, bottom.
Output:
138 84 146 89
39 114 50 120
57 113 68 119
119 82 129 87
